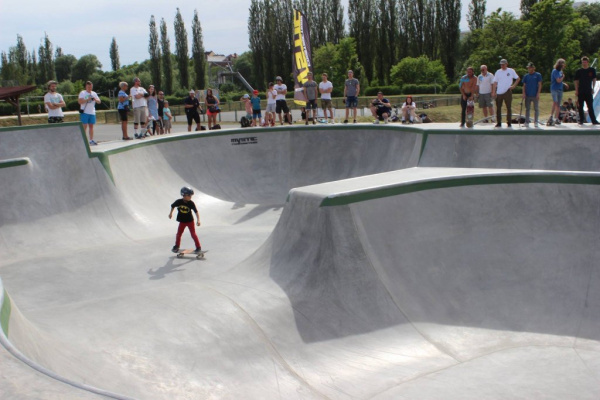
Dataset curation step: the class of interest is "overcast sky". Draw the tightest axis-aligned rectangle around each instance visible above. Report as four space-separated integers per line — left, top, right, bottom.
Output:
0 0 522 72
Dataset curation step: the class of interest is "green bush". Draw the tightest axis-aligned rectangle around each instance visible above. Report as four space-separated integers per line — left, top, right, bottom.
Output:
364 86 402 96
445 84 461 94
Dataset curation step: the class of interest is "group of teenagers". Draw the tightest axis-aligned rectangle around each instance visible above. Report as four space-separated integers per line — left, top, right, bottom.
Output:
459 56 599 128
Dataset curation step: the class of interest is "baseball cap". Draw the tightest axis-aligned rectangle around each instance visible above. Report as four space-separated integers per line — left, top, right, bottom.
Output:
527 62 535 68
275 76 282 81
499 59 508 65
243 94 249 98
189 90 195 94
253 90 259 95
348 70 354 74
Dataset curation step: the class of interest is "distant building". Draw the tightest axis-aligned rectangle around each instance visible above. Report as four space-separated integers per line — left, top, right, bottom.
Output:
205 51 238 87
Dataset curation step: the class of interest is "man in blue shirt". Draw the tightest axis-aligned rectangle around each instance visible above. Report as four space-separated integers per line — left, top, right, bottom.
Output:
549 58 568 126
521 62 542 128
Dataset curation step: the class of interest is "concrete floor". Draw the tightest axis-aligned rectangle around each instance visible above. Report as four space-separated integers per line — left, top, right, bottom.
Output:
1 122 600 399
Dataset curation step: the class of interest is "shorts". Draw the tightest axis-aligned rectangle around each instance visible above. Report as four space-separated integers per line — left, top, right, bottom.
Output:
253 110 262 119
551 89 564 104
186 111 200 125
321 99 332 110
345 96 358 108
266 103 276 113
306 99 317 110
133 107 147 124
276 99 289 114
80 113 96 125
118 109 128 122
207 110 218 117
163 119 171 130
246 112 252 119
376 107 391 118
478 93 493 108
48 116 64 123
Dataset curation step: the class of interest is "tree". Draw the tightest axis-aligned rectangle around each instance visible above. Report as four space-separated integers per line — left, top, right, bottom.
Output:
15 35 28 72
404 0 437 59
160 19 174 94
110 37 120 71
28 51 37 84
174 8 190 89
148 16 162 88
327 0 345 44
436 0 461 78
522 0 588 79
390 56 448 86
72 54 102 82
55 47 63 58
348 0 375 83
38 33 55 83
248 0 265 88
233 51 255 88
55 54 77 82
192 10 207 89
468 0 487 31
521 0 539 19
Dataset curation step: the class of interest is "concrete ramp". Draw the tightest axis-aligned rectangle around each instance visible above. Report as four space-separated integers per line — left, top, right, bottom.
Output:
2 123 600 399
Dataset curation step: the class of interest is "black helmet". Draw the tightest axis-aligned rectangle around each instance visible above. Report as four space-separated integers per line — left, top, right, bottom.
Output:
180 186 194 196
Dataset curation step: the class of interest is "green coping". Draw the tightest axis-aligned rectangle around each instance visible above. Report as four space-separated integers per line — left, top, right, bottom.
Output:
320 173 600 207
0 157 30 169
1 290 11 337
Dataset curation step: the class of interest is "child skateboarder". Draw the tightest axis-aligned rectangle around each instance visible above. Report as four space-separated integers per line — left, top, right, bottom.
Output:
169 186 202 253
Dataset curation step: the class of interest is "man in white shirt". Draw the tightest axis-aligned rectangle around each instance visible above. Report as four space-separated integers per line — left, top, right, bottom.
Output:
78 81 101 145
319 72 334 124
274 76 291 125
130 77 148 137
492 59 520 128
477 65 495 123
44 80 65 123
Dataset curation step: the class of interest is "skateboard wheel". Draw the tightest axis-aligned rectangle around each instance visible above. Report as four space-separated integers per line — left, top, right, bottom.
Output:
177 254 183 258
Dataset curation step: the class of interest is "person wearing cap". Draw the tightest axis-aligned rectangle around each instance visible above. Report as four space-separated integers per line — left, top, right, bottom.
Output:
343 70 360 123
319 72 334 124
44 80 65 124
492 59 520 128
477 65 495 123
521 62 543 128
130 77 149 138
574 56 600 125
274 76 292 125
240 93 253 120
370 91 392 124
250 89 262 127
205 88 220 130
184 90 203 132
459 67 477 128
266 82 277 127
548 58 568 126
303 72 319 125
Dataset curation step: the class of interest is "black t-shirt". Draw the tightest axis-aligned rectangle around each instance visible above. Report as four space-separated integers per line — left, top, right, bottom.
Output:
158 99 164 117
184 96 200 114
575 67 597 94
171 199 198 223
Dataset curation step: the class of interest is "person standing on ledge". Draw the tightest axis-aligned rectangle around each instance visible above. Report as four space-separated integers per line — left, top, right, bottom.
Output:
78 81 101 145
574 56 600 126
44 80 65 124
492 59 520 128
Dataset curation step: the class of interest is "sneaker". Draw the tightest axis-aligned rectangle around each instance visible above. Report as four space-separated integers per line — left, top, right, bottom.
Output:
495 123 502 128
353 120 357 124
373 120 380 124
89 140 97 146
524 123 529 128
305 121 309 125
555 120 561 125
313 120 316 125
194 247 202 254
459 123 465 128
592 121 600 125
578 121 584 126
534 122 539 128
507 123 512 128
329 120 335 124
171 246 179 253
343 119 348 124
384 119 388 124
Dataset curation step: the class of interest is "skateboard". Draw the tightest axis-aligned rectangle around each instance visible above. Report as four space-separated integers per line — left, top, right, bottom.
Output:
176 249 208 259
466 100 475 128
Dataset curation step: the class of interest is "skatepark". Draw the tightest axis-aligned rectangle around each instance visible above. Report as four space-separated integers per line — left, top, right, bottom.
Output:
2 121 600 399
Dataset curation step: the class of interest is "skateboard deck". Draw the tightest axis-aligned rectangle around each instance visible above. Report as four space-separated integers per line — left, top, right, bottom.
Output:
466 100 475 128
176 249 208 259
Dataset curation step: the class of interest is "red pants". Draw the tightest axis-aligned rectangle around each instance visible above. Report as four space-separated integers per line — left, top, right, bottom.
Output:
175 222 201 248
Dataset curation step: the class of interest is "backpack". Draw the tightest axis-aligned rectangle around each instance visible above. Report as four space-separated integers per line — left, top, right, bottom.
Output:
240 116 251 128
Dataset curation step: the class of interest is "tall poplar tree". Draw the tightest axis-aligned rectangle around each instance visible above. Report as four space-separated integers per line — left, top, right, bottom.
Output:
160 18 174 94
436 0 461 78
149 16 162 88
192 10 207 89
110 37 120 71
38 33 55 83
468 0 487 31
174 8 190 89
